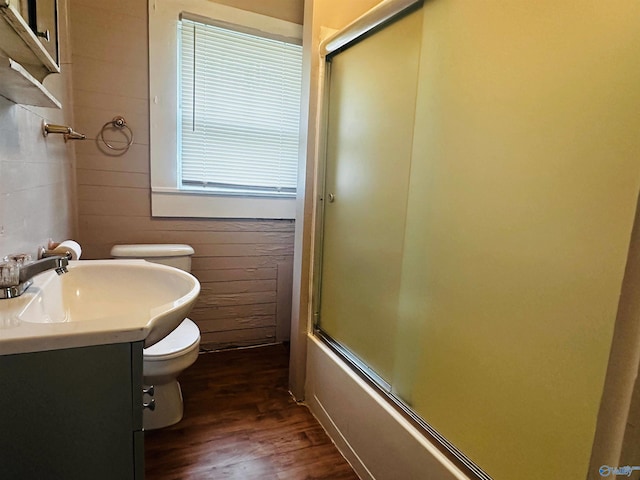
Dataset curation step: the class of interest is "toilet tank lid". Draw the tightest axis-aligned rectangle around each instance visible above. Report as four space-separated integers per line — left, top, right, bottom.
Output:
110 244 195 258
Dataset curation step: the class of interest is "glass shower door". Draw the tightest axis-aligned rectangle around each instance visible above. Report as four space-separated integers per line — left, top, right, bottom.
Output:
317 9 423 384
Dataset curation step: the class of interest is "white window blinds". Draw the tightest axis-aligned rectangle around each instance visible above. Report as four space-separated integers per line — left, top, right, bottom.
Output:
179 18 303 197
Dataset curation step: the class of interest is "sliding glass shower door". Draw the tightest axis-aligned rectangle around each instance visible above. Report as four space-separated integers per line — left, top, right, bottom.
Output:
314 1 640 480
318 8 423 384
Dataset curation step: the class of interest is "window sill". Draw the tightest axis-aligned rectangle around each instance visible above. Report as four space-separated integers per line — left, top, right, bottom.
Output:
151 189 296 219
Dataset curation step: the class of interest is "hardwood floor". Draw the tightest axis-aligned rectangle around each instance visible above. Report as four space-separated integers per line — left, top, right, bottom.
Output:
145 344 359 480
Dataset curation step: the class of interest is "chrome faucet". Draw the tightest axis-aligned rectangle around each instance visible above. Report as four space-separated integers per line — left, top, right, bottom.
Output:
0 255 69 299
19 255 69 282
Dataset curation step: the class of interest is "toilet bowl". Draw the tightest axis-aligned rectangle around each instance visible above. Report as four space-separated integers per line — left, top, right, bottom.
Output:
110 244 201 430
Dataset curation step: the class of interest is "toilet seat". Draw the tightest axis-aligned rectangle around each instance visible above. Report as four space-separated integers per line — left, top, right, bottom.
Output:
144 318 200 361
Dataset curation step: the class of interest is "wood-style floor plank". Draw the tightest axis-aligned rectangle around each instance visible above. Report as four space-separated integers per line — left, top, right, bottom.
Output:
145 344 359 480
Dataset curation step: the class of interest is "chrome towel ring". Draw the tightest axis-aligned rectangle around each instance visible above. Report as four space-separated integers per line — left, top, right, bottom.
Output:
99 116 134 152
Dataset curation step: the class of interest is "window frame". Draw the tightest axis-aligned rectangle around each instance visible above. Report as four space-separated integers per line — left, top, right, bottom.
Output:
148 0 303 219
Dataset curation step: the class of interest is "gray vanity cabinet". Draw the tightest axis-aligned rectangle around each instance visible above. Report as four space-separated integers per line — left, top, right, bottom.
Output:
0 342 144 479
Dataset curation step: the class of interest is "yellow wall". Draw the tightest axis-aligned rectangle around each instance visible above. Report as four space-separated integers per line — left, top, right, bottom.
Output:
318 1 640 478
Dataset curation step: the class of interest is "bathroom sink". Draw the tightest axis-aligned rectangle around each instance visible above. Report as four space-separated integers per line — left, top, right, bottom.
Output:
0 260 200 351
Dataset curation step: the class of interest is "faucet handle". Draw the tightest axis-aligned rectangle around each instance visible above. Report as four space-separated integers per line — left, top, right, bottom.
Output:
3 253 33 265
0 261 20 287
0 254 34 288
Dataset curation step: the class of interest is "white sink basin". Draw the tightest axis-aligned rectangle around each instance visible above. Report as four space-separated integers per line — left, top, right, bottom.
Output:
0 260 200 353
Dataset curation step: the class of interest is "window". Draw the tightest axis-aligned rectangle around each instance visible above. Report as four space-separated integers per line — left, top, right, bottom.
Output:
179 17 302 198
149 1 303 218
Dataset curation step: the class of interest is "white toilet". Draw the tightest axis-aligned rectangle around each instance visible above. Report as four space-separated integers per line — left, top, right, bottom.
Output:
110 244 201 430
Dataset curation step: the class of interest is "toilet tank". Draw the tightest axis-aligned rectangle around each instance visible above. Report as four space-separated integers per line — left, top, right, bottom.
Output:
110 244 195 272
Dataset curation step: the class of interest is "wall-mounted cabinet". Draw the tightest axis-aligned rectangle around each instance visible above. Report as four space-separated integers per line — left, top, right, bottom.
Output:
0 0 61 108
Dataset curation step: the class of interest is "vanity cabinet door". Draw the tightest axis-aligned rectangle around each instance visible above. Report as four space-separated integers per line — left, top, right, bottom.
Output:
0 342 143 480
131 340 144 479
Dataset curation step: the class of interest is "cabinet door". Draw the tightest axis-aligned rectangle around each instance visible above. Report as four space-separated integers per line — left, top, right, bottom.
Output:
131 341 144 479
0 343 138 480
